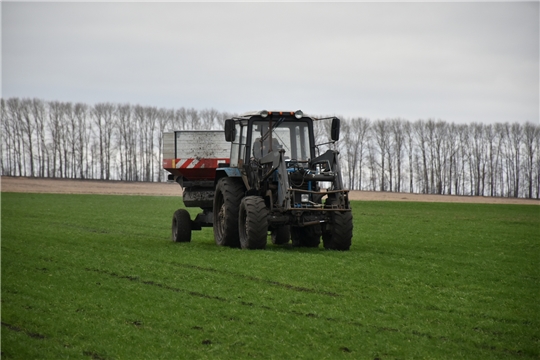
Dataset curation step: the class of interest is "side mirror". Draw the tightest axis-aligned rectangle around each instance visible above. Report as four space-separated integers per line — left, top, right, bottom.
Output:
331 117 340 141
224 119 236 142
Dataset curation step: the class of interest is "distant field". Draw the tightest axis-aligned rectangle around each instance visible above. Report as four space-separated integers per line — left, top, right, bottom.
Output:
1 192 539 359
3 175 539 205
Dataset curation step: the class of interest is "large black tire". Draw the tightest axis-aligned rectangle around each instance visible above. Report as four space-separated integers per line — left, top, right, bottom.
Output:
271 225 290 245
291 225 321 248
213 177 244 247
238 196 268 250
322 211 353 251
172 209 192 243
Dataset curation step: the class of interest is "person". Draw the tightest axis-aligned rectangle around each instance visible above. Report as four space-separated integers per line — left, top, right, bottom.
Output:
253 137 280 158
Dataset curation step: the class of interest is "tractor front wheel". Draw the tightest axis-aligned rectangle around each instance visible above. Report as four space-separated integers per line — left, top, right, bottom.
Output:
238 196 268 250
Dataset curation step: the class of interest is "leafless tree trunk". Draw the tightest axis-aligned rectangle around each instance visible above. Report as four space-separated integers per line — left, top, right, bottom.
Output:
48 101 65 178
403 121 415 193
156 108 173 182
523 122 539 199
390 119 406 193
508 123 523 197
373 120 391 191
31 99 48 177
116 104 133 181
92 103 116 180
414 120 430 194
72 103 90 179
0 99 10 175
19 99 36 177
350 118 370 190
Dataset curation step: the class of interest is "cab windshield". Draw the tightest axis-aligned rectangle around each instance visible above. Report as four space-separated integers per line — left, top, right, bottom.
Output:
251 120 311 161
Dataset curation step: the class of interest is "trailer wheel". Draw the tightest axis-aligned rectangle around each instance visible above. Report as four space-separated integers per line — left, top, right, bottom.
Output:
322 211 353 251
271 225 290 245
291 225 321 248
213 177 244 247
172 209 192 243
238 196 268 250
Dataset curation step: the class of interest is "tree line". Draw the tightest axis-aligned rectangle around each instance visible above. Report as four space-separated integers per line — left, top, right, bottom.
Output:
2 97 539 199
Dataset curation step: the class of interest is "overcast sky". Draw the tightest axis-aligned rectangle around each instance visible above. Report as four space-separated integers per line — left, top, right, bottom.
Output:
2 1 538 124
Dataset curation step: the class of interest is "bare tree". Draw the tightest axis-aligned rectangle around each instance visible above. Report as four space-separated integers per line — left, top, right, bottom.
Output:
453 124 470 195
341 120 354 189
62 102 76 178
134 105 159 181
507 123 524 197
349 118 370 190
445 123 458 195
7 98 28 176
414 120 430 194
536 127 540 199
116 104 135 181
200 108 219 129
156 108 173 182
469 123 487 196
366 141 379 191
403 120 415 193
372 120 392 191
390 119 406 193
19 99 37 177
92 103 116 180
1 98 11 175
48 101 66 177
72 103 90 179
523 122 539 199
30 99 48 177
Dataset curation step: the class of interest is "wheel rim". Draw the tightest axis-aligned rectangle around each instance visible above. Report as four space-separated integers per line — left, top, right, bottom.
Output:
242 209 248 239
172 217 178 241
216 202 225 239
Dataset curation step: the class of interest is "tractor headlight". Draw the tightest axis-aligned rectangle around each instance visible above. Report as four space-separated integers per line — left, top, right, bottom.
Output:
294 110 303 119
301 194 310 203
260 110 269 118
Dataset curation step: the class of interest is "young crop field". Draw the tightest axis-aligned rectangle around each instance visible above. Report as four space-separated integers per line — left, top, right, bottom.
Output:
1 192 538 359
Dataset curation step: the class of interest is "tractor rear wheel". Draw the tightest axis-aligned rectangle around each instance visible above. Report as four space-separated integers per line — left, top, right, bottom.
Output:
291 225 321 248
271 225 290 245
322 211 353 251
213 177 244 247
238 196 268 250
172 209 192 242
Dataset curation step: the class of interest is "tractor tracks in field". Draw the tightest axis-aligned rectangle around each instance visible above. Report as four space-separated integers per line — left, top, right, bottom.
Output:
38 265 533 359
1 321 46 340
84 267 228 303
169 262 342 298
81 266 443 345
12 263 527 359
1 320 109 360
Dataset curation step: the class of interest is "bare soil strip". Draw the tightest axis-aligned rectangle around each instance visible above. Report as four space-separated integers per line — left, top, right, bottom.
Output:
1 176 538 205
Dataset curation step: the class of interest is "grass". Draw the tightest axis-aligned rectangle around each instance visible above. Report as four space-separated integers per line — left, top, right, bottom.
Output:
1 192 539 359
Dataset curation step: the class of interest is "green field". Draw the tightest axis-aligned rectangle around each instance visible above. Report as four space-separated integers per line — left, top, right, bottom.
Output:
1 192 538 359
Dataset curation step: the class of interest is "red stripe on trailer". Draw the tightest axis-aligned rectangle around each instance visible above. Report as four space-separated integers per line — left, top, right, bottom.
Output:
175 159 194 169
163 158 230 181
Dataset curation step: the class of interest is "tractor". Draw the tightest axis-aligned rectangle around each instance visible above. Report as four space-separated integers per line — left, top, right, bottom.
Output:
163 110 353 250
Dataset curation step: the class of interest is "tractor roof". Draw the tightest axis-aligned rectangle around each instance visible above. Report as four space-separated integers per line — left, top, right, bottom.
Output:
236 110 307 120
